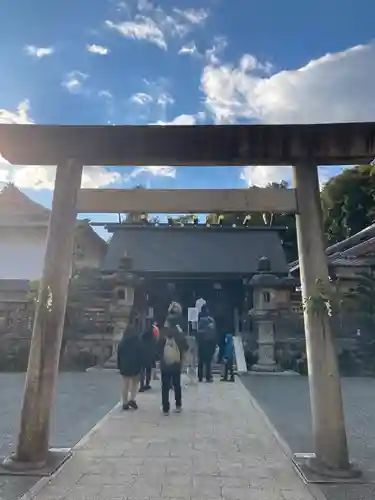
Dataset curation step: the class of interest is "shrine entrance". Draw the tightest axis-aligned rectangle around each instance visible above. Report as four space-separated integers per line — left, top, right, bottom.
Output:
1 122 373 477
144 276 247 333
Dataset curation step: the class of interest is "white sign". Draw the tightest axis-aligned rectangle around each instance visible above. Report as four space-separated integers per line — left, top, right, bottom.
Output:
188 307 199 323
195 297 206 313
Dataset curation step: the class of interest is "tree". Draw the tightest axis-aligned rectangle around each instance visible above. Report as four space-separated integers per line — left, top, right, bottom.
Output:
322 164 375 245
207 182 298 261
171 214 195 224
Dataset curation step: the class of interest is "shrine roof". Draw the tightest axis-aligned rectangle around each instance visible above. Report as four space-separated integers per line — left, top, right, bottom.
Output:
101 225 288 276
290 227 375 273
0 183 50 221
0 184 107 249
0 279 29 292
0 122 375 166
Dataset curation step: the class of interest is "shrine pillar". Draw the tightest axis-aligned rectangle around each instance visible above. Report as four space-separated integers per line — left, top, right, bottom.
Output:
3 159 83 469
293 163 357 477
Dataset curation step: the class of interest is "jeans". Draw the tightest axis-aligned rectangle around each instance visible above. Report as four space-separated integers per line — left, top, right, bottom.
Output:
197 341 215 381
198 360 212 382
161 370 181 412
223 359 234 380
140 366 152 389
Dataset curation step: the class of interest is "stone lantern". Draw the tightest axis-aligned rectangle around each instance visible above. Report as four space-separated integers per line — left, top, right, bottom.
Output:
103 254 139 368
249 256 282 372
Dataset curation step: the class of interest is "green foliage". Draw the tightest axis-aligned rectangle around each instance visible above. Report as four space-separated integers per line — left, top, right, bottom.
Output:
170 214 195 224
207 182 298 261
303 278 333 319
322 164 375 244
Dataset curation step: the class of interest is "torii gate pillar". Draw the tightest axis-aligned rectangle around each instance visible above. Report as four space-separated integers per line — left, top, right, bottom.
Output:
2 159 83 469
293 163 358 477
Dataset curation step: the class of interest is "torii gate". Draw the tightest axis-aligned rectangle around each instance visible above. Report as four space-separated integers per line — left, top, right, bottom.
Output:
1 122 375 478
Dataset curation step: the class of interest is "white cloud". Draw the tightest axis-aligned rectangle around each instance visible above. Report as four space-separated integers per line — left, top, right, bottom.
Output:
24 45 54 58
155 114 198 125
105 18 167 50
241 166 292 187
178 41 198 56
62 71 89 93
240 165 346 189
205 36 227 65
86 43 110 55
156 91 174 107
98 90 113 99
0 102 121 189
202 42 375 125
130 92 153 104
173 8 209 25
0 100 33 124
200 41 375 185
126 165 176 180
105 1 209 50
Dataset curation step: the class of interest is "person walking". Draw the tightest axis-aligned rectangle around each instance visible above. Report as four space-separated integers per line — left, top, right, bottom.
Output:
196 305 217 382
158 324 188 415
220 332 235 382
139 323 157 392
117 319 143 410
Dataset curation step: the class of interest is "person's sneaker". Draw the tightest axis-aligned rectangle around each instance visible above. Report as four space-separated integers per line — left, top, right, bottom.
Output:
174 406 182 413
122 403 130 410
229 377 235 382
145 385 152 391
220 377 227 382
139 387 145 393
128 400 138 410
161 407 169 416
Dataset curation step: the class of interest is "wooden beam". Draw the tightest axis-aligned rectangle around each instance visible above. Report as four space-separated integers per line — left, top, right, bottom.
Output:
10 159 83 467
77 188 297 214
0 122 375 166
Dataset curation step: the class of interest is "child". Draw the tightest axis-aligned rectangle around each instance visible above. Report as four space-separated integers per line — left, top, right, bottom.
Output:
220 332 235 382
117 321 143 410
158 325 188 415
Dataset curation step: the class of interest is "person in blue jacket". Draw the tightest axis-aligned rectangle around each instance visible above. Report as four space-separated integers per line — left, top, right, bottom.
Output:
220 332 235 382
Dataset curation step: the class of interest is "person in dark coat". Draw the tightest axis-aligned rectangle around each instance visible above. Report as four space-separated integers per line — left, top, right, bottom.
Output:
139 323 157 392
196 305 217 382
117 321 143 410
158 325 188 415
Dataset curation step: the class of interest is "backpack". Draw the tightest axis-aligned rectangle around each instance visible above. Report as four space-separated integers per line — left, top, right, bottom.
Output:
163 337 181 365
198 316 216 341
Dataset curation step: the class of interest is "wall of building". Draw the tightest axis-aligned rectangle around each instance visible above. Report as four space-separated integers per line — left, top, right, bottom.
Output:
0 227 46 280
0 226 106 280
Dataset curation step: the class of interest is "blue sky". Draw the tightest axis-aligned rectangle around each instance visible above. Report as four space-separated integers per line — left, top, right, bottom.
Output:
1 0 375 237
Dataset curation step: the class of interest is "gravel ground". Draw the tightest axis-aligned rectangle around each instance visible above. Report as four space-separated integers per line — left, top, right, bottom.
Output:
242 375 375 500
0 371 120 500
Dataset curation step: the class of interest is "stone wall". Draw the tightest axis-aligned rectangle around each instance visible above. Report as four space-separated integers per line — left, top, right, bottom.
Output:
0 269 115 371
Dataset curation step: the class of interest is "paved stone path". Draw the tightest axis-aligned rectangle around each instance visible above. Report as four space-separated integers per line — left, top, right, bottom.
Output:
0 371 120 500
242 375 375 500
27 378 318 500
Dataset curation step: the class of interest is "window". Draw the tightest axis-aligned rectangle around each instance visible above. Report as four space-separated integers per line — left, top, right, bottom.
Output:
117 289 125 300
263 292 271 303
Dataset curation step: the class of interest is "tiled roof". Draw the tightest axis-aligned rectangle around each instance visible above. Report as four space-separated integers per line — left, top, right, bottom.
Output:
0 183 50 218
102 226 288 275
